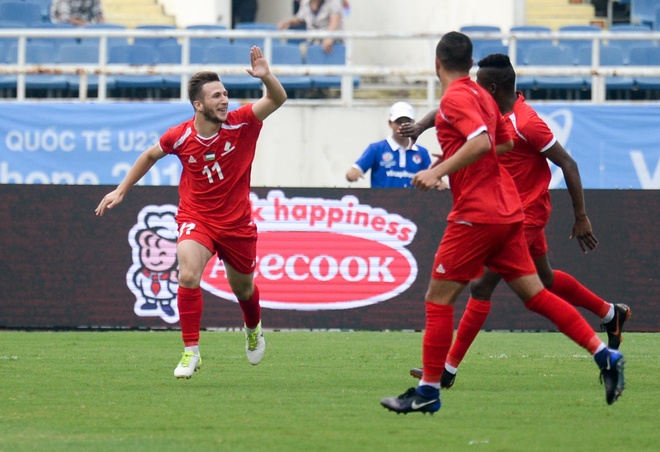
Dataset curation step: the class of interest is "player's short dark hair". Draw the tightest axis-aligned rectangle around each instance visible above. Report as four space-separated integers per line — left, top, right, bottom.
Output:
187 71 220 105
436 31 473 72
477 53 516 91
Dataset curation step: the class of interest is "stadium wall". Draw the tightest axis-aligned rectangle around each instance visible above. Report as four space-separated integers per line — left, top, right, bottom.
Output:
0 103 658 189
0 186 657 331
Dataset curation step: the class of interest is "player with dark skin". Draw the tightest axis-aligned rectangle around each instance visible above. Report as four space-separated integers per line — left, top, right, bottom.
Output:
401 61 596 290
404 53 630 388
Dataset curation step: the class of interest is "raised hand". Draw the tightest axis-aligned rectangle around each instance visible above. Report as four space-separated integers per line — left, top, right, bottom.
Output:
246 46 270 79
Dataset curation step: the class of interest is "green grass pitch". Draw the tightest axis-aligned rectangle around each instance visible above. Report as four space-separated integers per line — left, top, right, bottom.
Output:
1 331 658 451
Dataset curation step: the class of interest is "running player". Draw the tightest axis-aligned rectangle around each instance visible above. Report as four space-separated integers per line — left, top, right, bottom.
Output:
380 33 625 415
96 46 287 378
407 53 631 393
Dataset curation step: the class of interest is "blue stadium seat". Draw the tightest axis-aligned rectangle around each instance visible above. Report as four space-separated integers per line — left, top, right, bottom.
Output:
0 40 14 89
189 43 206 64
57 42 115 93
460 25 503 65
524 44 586 91
460 25 501 33
0 2 43 25
558 24 602 56
272 43 312 91
156 42 182 64
203 43 262 92
27 22 78 51
10 42 70 93
233 22 277 48
655 5 660 30
156 42 185 89
133 24 178 48
628 44 660 90
185 24 229 48
108 44 163 95
80 23 129 48
510 25 552 65
473 43 509 62
306 43 358 89
577 44 635 91
630 0 660 26
0 20 23 49
29 0 51 22
609 23 655 59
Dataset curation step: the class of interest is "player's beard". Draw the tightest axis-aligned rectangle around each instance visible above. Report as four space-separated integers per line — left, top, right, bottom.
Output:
201 103 224 125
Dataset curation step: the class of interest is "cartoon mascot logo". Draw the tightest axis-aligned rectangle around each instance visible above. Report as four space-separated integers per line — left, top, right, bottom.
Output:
127 205 180 324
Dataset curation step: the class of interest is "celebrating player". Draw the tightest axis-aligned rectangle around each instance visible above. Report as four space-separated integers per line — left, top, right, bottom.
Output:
379 32 625 415
407 53 631 392
96 46 287 378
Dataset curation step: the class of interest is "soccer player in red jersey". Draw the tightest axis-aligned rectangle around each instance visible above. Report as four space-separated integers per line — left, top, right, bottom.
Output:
96 46 287 378
409 53 631 390
380 32 625 415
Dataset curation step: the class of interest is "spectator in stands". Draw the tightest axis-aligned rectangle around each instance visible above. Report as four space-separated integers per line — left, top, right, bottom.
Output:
294 0 349 15
232 0 258 28
50 0 104 26
346 101 432 188
279 0 344 53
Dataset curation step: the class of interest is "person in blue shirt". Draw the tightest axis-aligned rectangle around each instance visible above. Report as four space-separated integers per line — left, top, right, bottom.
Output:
346 102 432 188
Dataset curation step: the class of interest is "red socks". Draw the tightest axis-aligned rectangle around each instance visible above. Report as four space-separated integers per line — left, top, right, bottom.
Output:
177 284 261 346
525 288 602 354
422 302 454 383
550 270 611 318
446 298 491 368
177 286 203 346
238 284 261 329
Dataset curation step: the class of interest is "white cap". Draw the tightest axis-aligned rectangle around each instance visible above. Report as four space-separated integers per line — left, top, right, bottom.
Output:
389 101 415 122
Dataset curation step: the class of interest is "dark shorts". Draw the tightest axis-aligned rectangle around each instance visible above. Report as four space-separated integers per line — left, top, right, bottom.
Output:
177 219 258 275
431 221 536 284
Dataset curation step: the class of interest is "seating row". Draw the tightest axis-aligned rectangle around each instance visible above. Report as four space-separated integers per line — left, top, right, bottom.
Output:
0 41 358 95
463 23 660 63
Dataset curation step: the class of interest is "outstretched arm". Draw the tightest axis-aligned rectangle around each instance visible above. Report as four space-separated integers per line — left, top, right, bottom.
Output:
95 144 166 216
248 46 288 121
544 142 598 252
398 108 437 146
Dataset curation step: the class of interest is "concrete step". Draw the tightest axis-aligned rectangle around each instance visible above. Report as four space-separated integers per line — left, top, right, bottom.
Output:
105 15 176 28
105 5 166 16
525 0 597 30
103 0 175 28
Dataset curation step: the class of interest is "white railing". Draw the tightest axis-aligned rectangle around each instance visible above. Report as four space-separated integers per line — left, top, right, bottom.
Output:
1 29 660 104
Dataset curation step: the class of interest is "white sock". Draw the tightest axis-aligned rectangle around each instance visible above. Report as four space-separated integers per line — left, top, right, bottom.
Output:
602 304 615 323
445 363 458 375
185 345 199 355
419 379 441 389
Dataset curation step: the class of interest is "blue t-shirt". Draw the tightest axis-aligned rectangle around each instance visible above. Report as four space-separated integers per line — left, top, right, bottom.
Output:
354 136 431 188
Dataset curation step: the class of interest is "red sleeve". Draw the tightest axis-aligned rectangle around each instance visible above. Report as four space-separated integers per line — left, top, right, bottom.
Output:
441 93 486 140
520 111 556 153
159 127 175 155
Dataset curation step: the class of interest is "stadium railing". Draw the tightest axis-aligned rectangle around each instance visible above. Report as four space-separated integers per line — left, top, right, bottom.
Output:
1 28 660 104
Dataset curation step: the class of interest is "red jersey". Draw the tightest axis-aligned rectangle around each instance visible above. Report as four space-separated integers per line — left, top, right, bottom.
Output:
499 93 556 227
159 104 263 229
435 76 523 224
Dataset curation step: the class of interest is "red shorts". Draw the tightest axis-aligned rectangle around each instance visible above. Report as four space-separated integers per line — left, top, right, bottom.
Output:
524 224 548 259
431 221 536 284
177 219 258 275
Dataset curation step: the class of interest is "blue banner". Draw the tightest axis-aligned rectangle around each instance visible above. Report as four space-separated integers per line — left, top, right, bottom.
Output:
533 104 660 189
0 102 658 188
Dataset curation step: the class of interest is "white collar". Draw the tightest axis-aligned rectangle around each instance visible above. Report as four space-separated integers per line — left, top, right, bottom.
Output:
387 135 418 152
